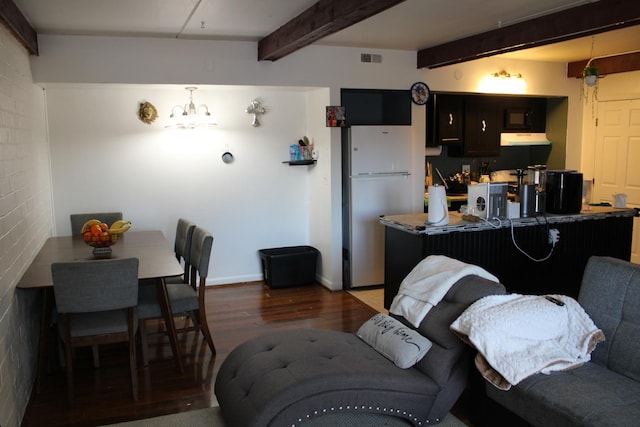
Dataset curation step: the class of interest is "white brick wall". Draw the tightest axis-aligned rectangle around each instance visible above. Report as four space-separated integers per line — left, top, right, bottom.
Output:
0 24 53 427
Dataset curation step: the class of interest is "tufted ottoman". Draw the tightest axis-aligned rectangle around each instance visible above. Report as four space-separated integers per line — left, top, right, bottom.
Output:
214 275 506 427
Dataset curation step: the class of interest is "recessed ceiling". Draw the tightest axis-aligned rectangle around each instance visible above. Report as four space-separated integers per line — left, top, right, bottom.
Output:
11 0 639 63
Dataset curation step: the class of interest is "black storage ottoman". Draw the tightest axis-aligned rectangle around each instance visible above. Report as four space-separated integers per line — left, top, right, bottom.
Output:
258 246 319 288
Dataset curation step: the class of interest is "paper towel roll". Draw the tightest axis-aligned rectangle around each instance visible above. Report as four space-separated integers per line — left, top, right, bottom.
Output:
427 185 449 226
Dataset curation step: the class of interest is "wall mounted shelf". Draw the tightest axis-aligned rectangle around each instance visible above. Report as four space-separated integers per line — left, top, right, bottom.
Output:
282 160 317 166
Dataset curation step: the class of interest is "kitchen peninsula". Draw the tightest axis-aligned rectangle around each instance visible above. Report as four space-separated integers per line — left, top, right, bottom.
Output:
380 207 636 308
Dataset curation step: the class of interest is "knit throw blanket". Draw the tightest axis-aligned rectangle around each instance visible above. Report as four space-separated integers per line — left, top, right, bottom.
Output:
390 255 499 328
450 293 605 390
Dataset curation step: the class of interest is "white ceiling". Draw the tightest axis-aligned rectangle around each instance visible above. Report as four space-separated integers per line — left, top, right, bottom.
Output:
12 0 640 64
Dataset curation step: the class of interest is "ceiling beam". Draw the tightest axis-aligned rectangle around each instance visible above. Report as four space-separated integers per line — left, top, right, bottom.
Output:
258 0 406 61
417 0 640 69
567 52 640 78
0 0 38 55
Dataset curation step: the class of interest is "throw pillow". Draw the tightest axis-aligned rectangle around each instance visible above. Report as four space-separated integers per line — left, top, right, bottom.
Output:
357 313 432 369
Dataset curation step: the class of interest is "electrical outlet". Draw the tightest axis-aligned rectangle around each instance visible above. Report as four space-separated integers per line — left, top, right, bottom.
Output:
548 229 560 244
462 164 471 174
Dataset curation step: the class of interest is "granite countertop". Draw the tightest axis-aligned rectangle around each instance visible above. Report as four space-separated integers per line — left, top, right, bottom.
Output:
380 206 637 235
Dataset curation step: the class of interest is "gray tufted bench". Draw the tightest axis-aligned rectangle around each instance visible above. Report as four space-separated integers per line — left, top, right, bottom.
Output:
215 275 506 426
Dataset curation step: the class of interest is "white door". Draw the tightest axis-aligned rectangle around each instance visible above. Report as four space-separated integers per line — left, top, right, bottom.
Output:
593 99 640 264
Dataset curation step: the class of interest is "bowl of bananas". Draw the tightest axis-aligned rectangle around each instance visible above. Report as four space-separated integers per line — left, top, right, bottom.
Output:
81 219 132 258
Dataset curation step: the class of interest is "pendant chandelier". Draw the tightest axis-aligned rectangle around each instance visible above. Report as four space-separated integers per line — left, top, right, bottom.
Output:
166 87 217 129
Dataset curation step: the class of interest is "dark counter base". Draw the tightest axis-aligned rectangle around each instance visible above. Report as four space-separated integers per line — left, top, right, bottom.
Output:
383 215 633 308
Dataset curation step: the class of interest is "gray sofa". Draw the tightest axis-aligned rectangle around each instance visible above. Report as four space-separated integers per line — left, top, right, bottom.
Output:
485 256 640 427
215 275 506 427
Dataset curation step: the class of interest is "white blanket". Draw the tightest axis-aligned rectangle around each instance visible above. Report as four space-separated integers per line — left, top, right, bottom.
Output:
450 293 605 390
389 255 499 327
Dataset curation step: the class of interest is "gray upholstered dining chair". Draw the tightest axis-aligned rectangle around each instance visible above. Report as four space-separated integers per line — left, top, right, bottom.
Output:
138 225 216 365
51 257 139 408
69 211 125 368
70 212 123 236
166 218 196 285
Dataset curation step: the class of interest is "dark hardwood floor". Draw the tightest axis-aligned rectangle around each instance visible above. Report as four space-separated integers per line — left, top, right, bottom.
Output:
21 282 380 427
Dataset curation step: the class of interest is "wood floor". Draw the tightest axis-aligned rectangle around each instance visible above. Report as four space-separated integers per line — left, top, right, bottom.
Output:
21 282 381 427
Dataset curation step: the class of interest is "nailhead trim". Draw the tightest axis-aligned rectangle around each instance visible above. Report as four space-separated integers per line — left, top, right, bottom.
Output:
289 404 431 426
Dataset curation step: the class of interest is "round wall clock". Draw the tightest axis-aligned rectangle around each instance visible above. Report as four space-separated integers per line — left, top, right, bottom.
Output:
410 82 430 105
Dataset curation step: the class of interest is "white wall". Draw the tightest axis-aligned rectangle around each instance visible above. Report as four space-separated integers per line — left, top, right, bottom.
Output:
0 26 53 427
47 85 319 284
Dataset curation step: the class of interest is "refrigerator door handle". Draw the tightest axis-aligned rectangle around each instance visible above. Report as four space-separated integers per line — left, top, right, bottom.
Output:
351 172 411 178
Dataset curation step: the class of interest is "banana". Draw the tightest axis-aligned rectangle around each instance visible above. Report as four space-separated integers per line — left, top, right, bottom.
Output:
110 219 129 229
109 220 131 234
81 219 102 234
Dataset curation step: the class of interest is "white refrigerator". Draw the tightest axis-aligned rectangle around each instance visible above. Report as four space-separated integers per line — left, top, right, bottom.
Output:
343 125 414 288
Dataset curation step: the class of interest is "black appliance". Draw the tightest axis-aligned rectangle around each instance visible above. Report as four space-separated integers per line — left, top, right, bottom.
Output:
545 170 583 214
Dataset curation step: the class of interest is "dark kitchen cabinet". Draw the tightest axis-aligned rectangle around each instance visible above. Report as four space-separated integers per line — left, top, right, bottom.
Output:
426 93 464 147
449 95 500 157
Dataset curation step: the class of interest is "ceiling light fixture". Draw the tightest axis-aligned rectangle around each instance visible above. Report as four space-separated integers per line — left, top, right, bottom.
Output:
166 87 217 129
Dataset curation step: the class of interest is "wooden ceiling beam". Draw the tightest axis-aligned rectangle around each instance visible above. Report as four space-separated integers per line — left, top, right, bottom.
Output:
258 0 406 61
0 0 38 55
567 52 640 78
417 0 640 69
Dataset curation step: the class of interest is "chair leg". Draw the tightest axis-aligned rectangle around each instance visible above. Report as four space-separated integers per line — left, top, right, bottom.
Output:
139 318 149 366
60 315 75 408
129 308 138 400
197 308 216 354
92 344 100 368
197 282 215 354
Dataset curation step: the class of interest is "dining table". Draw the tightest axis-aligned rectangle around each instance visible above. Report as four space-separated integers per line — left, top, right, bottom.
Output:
17 230 186 393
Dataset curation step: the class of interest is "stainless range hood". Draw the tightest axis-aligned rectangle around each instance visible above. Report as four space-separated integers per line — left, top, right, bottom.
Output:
500 133 551 146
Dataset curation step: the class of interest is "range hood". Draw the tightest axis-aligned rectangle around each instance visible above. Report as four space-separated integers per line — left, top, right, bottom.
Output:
500 133 551 146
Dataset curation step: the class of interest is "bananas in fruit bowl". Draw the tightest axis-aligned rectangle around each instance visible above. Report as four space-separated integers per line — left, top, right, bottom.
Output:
81 218 132 247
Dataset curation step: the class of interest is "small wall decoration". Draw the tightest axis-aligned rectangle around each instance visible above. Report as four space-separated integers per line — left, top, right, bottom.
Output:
326 106 346 127
245 99 266 127
410 82 430 105
138 101 158 124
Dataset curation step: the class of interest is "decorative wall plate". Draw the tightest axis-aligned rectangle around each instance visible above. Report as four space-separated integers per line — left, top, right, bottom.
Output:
138 101 158 124
410 82 430 105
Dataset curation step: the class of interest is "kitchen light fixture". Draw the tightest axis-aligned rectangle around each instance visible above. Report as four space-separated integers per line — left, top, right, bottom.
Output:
166 87 217 129
491 70 522 79
480 69 527 94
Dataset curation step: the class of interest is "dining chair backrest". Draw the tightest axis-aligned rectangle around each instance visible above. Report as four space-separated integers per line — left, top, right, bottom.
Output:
70 212 123 237
52 258 139 313
189 226 214 285
175 218 196 264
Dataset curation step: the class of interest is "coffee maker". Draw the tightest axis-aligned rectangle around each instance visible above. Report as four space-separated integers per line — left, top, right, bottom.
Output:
516 165 546 217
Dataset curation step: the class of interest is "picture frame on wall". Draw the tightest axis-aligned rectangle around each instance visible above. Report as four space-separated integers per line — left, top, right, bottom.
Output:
326 106 346 127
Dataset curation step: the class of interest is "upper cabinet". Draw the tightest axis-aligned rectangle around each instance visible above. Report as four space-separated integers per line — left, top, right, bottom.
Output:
426 93 463 146
450 95 500 157
426 93 547 156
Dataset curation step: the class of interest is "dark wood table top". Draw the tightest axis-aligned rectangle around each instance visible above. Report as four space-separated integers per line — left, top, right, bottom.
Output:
17 230 183 289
